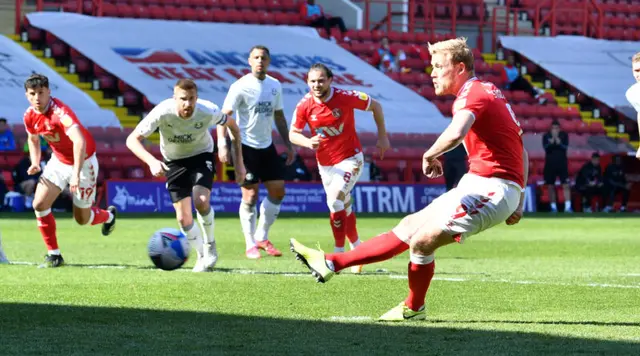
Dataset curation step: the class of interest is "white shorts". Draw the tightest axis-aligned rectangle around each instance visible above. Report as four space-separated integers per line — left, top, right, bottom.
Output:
396 174 521 244
42 154 99 209
318 153 364 205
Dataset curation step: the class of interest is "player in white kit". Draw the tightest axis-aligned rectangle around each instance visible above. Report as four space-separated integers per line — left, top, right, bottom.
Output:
0 229 8 264
217 45 294 259
126 79 246 272
625 51 640 160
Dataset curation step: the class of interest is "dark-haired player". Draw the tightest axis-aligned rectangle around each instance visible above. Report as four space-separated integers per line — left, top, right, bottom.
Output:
126 79 245 272
289 63 390 273
22 73 117 268
217 45 293 259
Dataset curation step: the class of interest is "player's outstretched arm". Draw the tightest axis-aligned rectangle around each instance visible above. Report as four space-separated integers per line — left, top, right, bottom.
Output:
367 99 390 159
274 110 295 165
289 126 319 150
221 117 246 185
506 147 528 226
67 126 87 193
216 109 233 164
125 132 168 177
25 132 42 175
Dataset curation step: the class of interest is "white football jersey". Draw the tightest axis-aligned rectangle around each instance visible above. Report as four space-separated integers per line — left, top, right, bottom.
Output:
135 98 227 161
626 82 640 112
223 74 283 149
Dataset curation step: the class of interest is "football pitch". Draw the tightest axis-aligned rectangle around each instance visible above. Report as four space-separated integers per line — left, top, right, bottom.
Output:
1 213 639 355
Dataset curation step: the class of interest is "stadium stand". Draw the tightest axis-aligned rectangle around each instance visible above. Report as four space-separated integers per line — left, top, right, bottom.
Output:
5 0 640 211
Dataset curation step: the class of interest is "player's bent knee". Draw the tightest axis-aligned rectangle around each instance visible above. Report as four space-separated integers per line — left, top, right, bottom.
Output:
192 195 210 212
73 209 91 225
269 190 285 201
410 229 453 255
177 216 194 228
32 200 51 212
241 187 259 204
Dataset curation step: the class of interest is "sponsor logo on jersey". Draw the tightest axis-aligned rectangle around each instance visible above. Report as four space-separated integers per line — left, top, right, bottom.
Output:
168 133 194 144
256 101 273 114
316 123 344 137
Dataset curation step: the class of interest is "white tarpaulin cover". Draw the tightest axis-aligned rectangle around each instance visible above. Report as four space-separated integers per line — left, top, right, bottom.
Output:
0 35 120 127
500 35 639 120
27 12 450 133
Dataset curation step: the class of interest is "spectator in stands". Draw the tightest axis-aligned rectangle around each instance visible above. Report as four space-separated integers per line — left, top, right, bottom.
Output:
603 155 631 212
371 37 408 73
502 54 547 105
281 152 312 182
575 152 604 213
443 145 467 191
300 0 350 42
0 172 8 210
13 142 50 209
365 154 382 182
543 120 572 212
0 118 16 151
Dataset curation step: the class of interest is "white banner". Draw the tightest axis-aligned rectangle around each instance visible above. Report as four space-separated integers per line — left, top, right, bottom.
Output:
499 35 639 120
0 35 120 127
27 12 450 133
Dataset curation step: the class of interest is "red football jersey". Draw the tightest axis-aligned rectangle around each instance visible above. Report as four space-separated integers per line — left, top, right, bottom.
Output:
292 88 370 166
451 78 524 188
23 98 96 165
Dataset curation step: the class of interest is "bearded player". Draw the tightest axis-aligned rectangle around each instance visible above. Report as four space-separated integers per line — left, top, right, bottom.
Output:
127 79 245 272
290 37 528 321
23 74 117 268
289 63 390 274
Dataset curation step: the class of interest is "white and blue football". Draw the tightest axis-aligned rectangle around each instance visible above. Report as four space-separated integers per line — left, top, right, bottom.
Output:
148 228 190 271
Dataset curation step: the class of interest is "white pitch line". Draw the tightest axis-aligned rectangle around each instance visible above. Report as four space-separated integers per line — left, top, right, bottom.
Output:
329 316 373 322
6 261 640 289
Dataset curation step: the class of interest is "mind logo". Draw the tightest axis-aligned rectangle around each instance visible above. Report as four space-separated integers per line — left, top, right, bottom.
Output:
112 185 156 211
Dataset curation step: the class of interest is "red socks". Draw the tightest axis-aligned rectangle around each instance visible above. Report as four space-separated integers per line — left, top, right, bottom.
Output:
405 260 435 311
90 207 111 225
329 210 347 248
345 211 359 244
36 211 58 251
326 231 408 272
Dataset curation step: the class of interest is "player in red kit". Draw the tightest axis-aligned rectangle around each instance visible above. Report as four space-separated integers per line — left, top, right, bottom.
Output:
22 74 117 268
290 38 528 321
289 63 390 274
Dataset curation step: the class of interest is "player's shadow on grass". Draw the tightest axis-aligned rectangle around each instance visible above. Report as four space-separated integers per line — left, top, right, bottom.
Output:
1 303 638 355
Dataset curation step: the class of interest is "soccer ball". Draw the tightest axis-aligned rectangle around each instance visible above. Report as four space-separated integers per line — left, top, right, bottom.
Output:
147 228 190 271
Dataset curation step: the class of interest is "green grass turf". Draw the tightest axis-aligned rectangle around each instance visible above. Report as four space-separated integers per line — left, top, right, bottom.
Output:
1 213 639 355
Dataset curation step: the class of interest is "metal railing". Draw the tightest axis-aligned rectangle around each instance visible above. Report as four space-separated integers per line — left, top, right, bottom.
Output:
491 0 603 52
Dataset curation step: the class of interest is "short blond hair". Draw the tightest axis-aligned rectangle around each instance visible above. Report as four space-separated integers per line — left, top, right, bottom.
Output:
632 52 640 64
428 37 474 73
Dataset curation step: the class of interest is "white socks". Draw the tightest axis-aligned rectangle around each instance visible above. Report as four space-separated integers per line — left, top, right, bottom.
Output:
239 201 257 250
410 253 435 265
254 197 282 242
181 222 204 257
197 208 215 244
